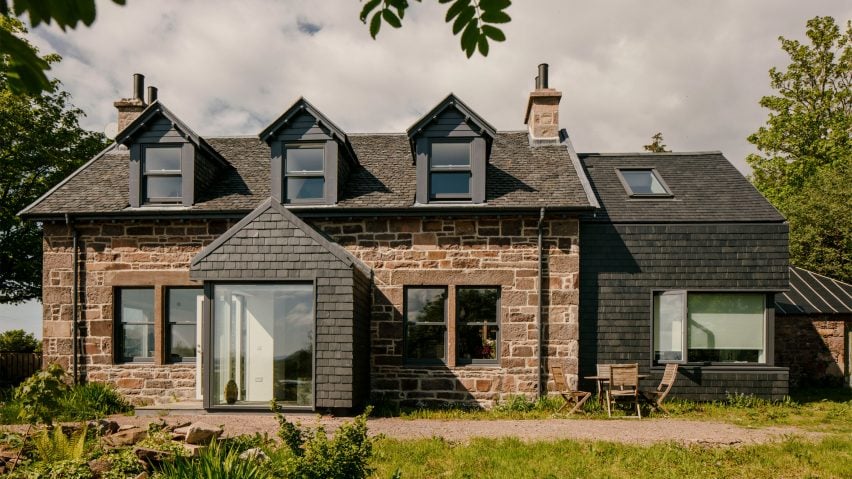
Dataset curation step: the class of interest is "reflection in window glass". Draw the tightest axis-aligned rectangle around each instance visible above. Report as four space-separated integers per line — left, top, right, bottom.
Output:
144 147 181 172
431 143 470 167
286 148 324 172
430 172 471 197
145 176 182 200
286 177 325 201
653 292 684 362
620 170 669 195
117 288 154 362
212 284 314 407
429 142 472 200
167 288 203 362
405 288 447 362
457 287 500 362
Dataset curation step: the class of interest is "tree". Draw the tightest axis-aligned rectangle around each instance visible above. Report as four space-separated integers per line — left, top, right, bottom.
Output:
643 132 670 153
0 328 40 352
361 0 511 58
0 18 109 303
747 16 852 283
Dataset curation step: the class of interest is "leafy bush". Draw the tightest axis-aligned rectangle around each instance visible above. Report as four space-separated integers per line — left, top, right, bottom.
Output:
220 432 274 454
154 440 268 479
137 428 189 458
100 448 145 479
39 459 93 479
14 363 68 425
31 423 88 462
269 405 374 479
60 382 133 420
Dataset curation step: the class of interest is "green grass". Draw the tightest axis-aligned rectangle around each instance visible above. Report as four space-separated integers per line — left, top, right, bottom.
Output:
0 381 133 425
370 435 852 479
377 388 852 434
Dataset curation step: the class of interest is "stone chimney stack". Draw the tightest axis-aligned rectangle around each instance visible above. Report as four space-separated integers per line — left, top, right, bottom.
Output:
114 73 147 133
524 63 562 145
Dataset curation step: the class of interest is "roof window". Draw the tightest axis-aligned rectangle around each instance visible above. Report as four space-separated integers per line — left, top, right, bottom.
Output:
617 169 672 197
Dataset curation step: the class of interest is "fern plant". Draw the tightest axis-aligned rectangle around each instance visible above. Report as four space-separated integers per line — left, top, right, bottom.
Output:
32 423 88 462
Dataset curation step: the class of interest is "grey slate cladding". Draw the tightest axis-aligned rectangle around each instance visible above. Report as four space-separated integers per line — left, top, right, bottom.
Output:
579 222 789 400
774 266 852 315
190 198 370 409
580 153 785 222
23 132 592 216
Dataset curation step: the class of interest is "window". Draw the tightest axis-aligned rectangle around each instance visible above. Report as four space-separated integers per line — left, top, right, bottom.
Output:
404 287 447 363
429 142 471 200
211 283 314 407
284 146 325 202
653 291 766 364
143 146 182 203
166 288 203 363
617 169 671 196
456 287 500 364
115 288 155 362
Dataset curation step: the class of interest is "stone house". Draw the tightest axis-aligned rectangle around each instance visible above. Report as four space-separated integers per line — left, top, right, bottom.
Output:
20 65 792 411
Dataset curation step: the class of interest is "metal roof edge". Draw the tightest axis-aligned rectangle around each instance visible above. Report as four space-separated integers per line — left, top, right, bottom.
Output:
18 142 119 218
560 129 600 209
578 151 725 157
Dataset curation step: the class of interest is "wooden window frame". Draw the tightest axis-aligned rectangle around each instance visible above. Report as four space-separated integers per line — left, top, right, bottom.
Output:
114 287 156 363
455 286 501 365
283 144 326 204
428 140 473 201
142 144 183 204
165 286 203 364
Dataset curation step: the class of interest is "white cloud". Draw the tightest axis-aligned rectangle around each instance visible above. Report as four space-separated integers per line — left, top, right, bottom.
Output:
24 0 852 172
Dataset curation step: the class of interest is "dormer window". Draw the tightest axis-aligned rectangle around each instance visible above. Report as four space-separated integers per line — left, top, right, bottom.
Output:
430 142 472 201
284 145 325 203
143 145 182 203
617 168 672 197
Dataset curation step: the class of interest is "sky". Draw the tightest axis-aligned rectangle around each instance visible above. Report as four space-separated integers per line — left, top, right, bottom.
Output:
6 1 852 337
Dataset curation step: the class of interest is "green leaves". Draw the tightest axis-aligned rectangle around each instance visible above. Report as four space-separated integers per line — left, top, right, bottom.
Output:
361 0 510 58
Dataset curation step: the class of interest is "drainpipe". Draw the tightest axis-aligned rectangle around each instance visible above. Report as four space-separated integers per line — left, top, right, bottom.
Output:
66 214 79 385
537 207 545 398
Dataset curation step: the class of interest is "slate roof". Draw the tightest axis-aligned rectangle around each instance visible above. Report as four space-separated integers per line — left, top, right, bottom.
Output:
22 132 594 217
579 152 785 223
774 266 852 315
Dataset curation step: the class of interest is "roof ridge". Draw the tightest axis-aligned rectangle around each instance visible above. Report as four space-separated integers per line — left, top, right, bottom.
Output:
579 151 724 157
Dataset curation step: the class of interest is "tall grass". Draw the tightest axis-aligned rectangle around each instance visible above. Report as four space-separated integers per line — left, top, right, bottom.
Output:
0 381 132 425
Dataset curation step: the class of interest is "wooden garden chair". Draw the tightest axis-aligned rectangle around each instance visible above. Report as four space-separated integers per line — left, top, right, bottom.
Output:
595 364 611 400
550 365 591 415
642 363 679 414
606 363 641 418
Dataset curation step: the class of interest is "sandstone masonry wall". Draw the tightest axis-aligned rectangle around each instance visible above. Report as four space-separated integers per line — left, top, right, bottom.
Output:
313 216 581 408
775 315 849 387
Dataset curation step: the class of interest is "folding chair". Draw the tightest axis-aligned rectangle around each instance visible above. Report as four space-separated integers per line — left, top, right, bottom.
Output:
642 363 679 414
550 364 591 415
607 363 641 418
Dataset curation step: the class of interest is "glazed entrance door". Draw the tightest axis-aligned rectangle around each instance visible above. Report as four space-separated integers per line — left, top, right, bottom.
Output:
210 283 315 407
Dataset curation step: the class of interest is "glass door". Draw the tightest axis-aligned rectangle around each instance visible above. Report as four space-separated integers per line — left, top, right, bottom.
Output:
211 283 314 407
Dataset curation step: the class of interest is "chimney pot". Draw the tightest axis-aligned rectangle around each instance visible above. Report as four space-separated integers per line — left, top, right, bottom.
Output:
524 64 561 145
147 86 158 104
132 73 145 101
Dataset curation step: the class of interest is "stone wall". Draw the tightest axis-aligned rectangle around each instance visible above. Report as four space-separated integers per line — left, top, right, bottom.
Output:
41 219 232 405
775 315 849 387
313 215 581 408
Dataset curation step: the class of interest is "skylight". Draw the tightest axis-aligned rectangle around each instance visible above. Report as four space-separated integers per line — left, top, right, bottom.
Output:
618 169 672 196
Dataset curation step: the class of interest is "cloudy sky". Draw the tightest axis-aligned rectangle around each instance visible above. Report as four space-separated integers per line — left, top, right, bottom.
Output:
7 1 852 336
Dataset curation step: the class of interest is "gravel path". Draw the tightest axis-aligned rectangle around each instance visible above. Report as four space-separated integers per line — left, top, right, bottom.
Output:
103 414 818 446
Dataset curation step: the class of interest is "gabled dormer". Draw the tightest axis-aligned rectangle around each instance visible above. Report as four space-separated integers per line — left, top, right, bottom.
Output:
259 98 357 205
116 99 228 208
406 94 496 205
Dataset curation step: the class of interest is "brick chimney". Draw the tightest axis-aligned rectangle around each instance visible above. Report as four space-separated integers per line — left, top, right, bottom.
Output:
524 63 562 144
114 73 147 133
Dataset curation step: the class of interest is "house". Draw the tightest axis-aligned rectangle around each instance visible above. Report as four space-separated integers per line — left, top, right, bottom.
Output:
774 266 852 387
20 65 791 411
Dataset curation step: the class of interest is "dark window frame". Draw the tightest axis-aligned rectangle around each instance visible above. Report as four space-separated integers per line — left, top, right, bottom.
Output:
403 286 449 365
283 143 326 204
165 287 203 364
142 144 183 204
429 140 473 201
114 287 156 364
650 289 769 367
455 286 501 365
615 168 673 198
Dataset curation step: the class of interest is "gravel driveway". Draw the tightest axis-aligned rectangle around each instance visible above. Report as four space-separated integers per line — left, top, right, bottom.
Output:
106 414 818 446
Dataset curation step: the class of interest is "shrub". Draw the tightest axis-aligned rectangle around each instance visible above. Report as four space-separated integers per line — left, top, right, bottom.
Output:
60 382 133 420
14 363 68 426
100 448 145 479
40 459 93 479
154 440 269 479
31 423 88 462
270 405 374 479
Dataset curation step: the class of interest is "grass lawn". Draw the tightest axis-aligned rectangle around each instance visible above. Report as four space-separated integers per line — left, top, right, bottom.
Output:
371 435 852 479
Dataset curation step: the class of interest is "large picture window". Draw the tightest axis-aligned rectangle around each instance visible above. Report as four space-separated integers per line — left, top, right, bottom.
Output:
456 287 500 364
115 288 155 362
653 291 766 364
211 283 314 407
429 142 471 201
404 287 448 363
166 288 203 363
143 145 182 203
284 146 325 202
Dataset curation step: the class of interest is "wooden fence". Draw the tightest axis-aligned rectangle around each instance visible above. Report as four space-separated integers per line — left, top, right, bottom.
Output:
0 351 42 387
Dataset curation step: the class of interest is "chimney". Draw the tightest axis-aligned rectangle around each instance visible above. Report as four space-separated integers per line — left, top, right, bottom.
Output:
114 73 147 133
524 63 562 144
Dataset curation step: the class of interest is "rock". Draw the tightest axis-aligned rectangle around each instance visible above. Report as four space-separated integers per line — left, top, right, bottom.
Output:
184 422 223 445
239 447 269 462
88 458 112 479
182 443 208 457
172 426 190 436
171 433 186 442
118 424 138 432
133 447 174 467
90 419 120 436
103 428 147 447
